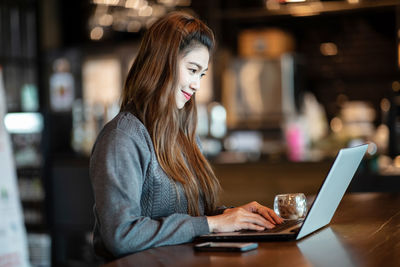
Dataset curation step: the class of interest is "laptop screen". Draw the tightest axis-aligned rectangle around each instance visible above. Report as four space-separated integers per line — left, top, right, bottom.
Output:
296 144 368 240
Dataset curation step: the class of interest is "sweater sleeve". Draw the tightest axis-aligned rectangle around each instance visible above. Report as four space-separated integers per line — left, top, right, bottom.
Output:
90 127 210 258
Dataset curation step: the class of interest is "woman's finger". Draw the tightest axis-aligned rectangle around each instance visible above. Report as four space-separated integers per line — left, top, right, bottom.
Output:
242 222 265 231
241 210 275 229
269 208 284 223
256 206 284 224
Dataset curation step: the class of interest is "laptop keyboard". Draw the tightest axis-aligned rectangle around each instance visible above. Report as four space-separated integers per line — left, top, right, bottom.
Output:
240 219 303 234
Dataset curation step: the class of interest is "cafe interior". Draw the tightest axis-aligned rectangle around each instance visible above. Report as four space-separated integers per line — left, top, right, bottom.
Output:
1 0 400 266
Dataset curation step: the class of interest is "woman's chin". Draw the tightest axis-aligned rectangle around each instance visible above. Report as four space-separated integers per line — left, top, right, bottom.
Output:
176 100 188 109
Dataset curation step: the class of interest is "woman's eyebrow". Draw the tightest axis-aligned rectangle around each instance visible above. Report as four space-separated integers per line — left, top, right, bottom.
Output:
188 62 208 72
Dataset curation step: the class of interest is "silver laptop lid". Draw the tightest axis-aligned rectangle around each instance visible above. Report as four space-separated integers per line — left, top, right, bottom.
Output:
296 144 368 240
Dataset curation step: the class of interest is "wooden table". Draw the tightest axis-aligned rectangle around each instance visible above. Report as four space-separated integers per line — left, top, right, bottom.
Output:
102 193 400 267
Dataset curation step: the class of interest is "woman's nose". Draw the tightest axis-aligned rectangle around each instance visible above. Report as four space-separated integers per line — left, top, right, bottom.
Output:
190 77 200 91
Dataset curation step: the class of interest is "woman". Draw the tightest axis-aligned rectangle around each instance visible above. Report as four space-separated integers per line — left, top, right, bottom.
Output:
90 11 283 260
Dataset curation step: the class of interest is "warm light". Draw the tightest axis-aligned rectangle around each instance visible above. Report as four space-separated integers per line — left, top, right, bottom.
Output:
90 26 104 40
90 0 180 34
93 0 120 6
398 43 400 68
380 98 390 112
347 0 359 4
394 156 400 168
288 2 321 17
137 0 148 9
157 0 177 7
392 81 400 92
266 0 280 10
127 21 142 32
330 117 343 133
151 4 166 17
145 17 158 28
99 14 113 26
82 58 121 107
126 0 140 9
157 0 191 6
112 20 126 31
320 42 338 56
138 5 153 17
94 4 108 16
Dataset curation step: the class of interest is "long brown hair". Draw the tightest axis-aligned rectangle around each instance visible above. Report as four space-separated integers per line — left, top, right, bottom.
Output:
120 12 220 216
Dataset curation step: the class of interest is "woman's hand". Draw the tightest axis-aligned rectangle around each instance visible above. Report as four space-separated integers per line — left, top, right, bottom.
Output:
234 201 284 225
206 201 284 233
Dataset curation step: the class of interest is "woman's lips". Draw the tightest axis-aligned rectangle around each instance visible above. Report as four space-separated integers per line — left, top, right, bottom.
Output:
182 90 192 100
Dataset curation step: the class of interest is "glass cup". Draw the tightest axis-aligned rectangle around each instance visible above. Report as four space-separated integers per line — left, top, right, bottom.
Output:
273 193 307 220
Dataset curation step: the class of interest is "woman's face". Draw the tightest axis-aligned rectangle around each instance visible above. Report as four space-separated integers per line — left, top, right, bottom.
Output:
175 45 209 109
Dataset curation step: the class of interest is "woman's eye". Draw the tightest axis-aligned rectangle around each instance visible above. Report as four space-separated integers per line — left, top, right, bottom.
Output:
200 73 206 79
189 68 196 74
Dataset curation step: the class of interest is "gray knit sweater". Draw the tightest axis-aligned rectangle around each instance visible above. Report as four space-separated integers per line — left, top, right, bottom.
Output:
89 112 213 259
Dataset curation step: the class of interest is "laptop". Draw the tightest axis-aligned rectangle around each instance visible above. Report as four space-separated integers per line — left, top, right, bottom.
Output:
198 144 368 242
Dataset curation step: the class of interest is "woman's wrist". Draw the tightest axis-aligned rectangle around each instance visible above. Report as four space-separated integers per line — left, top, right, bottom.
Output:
206 216 217 233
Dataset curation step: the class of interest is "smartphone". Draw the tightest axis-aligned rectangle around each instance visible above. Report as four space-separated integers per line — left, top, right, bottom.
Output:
194 242 258 252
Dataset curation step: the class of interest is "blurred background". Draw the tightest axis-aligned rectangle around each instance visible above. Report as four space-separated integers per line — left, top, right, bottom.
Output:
1 0 400 266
